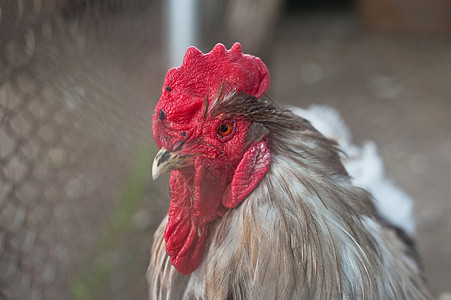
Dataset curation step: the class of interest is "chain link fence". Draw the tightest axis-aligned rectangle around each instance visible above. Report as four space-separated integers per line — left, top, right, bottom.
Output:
0 1 168 299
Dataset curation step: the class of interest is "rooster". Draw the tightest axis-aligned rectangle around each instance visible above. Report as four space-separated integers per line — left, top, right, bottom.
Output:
147 43 432 299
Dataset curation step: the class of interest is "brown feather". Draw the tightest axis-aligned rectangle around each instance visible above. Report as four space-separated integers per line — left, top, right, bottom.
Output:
148 92 433 300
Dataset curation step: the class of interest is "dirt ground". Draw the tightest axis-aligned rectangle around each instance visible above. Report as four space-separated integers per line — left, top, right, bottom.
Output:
1 2 450 299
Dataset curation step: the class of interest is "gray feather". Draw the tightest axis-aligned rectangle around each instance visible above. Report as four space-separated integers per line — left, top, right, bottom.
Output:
147 93 432 299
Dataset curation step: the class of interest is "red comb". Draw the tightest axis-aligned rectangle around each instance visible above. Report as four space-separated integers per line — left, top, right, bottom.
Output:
164 42 269 99
160 43 269 113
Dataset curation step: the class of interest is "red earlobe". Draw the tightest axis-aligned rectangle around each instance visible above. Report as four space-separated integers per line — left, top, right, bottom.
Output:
222 140 271 209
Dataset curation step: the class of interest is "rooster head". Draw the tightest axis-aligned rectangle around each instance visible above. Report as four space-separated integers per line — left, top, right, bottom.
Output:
151 43 271 274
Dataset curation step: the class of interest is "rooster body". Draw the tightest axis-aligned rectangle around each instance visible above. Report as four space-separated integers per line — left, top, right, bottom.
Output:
148 44 432 299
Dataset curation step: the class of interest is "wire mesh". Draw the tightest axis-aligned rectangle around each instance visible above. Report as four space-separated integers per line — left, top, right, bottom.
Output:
0 1 166 299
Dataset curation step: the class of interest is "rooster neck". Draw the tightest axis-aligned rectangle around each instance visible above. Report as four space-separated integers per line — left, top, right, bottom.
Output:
148 127 432 300
193 148 431 300
200 152 375 299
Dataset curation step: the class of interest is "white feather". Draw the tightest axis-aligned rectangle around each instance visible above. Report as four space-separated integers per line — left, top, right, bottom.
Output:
291 105 416 236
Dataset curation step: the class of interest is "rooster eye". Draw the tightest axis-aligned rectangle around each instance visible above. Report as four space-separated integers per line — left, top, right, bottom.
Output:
217 123 233 136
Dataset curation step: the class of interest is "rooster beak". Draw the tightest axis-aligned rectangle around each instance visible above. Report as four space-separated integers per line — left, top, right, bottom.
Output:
152 147 196 180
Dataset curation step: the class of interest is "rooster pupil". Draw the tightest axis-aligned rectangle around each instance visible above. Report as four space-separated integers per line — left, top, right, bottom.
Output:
218 124 232 135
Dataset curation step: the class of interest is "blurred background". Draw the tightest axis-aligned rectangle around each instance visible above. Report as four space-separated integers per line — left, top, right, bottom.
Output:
0 0 450 299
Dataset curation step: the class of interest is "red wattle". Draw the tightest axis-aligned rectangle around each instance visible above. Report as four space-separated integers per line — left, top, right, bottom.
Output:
164 140 271 274
164 159 229 275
